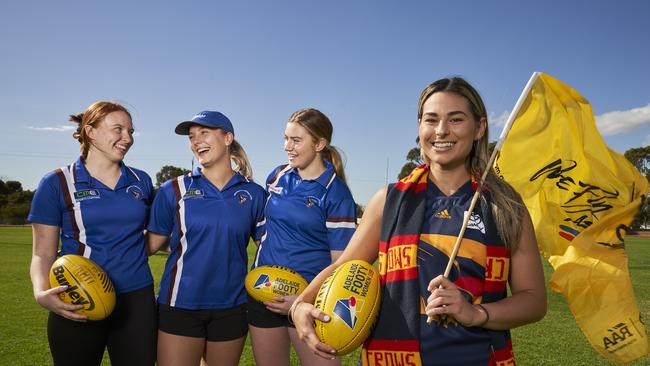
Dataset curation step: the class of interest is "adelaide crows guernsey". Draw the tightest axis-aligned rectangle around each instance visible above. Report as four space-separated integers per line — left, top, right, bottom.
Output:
418 179 513 365
148 168 266 309
28 157 154 294
254 162 356 282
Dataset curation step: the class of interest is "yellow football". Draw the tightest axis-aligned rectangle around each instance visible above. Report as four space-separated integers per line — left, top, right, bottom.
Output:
314 260 381 355
49 255 116 321
245 265 308 303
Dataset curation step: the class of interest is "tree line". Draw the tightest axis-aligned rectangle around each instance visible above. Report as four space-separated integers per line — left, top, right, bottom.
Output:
0 166 188 225
0 180 34 225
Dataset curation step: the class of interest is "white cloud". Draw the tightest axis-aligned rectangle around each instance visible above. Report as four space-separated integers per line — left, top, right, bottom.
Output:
595 103 650 136
489 110 510 128
28 125 76 132
489 103 650 138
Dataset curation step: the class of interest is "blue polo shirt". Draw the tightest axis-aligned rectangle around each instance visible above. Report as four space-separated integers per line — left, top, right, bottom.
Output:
254 162 356 282
28 157 154 294
148 168 266 309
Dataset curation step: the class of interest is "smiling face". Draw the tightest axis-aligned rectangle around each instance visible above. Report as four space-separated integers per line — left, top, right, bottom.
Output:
283 122 324 171
188 125 233 168
85 111 134 164
418 91 486 172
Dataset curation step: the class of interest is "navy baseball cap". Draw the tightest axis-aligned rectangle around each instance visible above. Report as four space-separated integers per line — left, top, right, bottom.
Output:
175 111 234 135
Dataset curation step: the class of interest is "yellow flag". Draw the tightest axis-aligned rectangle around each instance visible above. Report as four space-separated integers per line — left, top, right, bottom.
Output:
494 72 649 363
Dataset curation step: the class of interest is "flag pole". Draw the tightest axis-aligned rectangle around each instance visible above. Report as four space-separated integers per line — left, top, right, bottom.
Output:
427 71 541 324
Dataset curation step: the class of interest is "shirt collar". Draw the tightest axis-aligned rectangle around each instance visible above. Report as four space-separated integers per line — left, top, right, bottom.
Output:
72 156 140 188
191 166 203 178
72 157 91 183
192 167 248 191
287 160 336 188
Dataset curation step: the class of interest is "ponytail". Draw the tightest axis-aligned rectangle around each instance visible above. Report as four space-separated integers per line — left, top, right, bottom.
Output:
230 139 253 180
321 145 347 186
69 101 132 160
287 108 349 186
69 113 89 158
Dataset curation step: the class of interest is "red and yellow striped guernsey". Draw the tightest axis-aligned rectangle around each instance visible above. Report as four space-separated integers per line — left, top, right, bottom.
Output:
361 165 515 366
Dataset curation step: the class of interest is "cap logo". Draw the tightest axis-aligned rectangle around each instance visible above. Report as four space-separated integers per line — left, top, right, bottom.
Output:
193 113 207 119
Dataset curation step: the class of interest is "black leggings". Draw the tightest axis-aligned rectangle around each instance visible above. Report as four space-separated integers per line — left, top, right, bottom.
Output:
47 284 157 366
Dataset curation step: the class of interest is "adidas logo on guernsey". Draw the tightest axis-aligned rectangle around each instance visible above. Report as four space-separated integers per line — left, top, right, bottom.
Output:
435 209 451 219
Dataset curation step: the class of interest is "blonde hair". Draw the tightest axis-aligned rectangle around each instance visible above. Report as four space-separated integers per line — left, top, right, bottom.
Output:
417 77 526 250
288 108 348 185
229 139 253 180
69 101 132 159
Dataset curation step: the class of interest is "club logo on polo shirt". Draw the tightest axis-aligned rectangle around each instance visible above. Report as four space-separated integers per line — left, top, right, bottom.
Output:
183 188 204 199
333 295 365 330
467 212 486 234
234 190 253 204
74 189 100 202
126 185 144 200
305 196 322 208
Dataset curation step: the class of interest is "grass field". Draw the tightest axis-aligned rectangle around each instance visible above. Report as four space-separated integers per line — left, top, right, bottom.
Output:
0 226 648 365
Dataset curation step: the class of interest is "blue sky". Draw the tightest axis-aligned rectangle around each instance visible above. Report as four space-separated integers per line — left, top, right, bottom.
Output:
1 0 649 204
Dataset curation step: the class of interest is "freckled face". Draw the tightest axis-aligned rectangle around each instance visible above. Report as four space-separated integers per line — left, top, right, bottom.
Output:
418 92 485 171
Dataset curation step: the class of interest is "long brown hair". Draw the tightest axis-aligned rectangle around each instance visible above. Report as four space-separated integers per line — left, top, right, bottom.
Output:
69 101 132 159
287 108 348 185
417 77 526 250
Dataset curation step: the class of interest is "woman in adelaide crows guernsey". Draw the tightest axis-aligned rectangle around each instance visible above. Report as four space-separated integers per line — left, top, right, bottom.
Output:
28 101 156 365
248 108 357 366
146 111 266 366
291 78 547 366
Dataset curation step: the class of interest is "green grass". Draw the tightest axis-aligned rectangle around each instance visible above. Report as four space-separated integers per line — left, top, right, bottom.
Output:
1 226 648 365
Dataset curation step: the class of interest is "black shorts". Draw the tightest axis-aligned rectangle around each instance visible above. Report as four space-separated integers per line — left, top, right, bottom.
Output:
158 303 247 341
48 284 157 366
246 296 292 328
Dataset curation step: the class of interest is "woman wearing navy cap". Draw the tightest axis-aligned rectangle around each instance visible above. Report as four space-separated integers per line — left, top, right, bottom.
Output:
248 108 357 366
28 101 156 365
147 111 266 366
